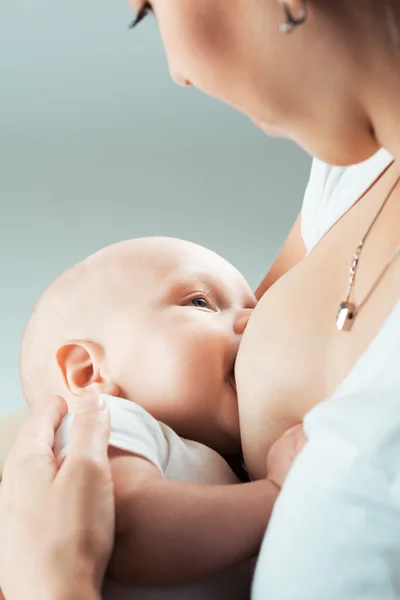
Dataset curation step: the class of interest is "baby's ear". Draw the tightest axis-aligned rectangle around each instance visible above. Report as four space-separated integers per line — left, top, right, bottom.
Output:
56 340 119 398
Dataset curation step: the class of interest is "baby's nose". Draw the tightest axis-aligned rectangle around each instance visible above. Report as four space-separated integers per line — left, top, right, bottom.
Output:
233 308 253 335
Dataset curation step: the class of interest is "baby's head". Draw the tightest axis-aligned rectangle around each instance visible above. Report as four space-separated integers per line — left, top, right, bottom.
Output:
20 238 255 454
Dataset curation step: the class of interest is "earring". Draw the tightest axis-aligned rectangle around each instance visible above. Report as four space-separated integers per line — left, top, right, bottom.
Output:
279 2 307 34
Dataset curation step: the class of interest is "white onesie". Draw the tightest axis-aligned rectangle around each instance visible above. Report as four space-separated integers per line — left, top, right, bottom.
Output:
55 395 253 600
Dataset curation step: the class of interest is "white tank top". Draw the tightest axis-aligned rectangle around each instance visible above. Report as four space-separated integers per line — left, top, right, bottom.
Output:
253 150 400 600
301 147 393 251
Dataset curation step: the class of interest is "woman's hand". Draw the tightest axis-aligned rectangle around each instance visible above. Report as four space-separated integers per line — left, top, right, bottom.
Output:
266 424 307 489
0 394 115 600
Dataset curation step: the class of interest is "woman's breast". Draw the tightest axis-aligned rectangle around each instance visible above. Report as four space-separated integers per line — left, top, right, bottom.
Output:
236 187 400 479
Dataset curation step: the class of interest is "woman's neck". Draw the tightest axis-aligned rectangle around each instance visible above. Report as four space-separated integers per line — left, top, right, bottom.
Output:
344 7 400 162
365 69 400 162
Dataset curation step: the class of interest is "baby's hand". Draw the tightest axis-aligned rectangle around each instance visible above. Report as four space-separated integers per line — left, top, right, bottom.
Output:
266 424 307 489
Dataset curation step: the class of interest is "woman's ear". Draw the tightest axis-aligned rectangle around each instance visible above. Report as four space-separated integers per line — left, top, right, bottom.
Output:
277 0 305 14
277 0 308 32
56 340 119 398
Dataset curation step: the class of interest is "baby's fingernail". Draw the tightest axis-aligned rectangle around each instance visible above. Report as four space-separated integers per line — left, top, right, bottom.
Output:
76 395 106 413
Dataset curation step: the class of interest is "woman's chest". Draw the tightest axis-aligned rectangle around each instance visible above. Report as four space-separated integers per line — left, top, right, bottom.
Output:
236 186 400 479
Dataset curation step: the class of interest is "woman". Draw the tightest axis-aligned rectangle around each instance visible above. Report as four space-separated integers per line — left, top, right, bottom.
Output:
1 0 399 597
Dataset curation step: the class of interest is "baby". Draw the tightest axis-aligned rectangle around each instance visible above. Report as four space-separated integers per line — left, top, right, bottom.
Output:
10 237 304 599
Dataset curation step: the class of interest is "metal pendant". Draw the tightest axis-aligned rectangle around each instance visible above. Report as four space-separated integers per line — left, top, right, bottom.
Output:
336 301 357 332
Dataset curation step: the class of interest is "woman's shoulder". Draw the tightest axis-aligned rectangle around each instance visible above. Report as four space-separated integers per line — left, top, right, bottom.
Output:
301 148 393 252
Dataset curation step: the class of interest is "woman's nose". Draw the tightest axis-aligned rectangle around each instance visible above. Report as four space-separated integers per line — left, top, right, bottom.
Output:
233 308 253 335
170 69 192 88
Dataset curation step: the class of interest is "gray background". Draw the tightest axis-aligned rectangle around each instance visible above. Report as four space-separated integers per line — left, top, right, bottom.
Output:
0 0 311 415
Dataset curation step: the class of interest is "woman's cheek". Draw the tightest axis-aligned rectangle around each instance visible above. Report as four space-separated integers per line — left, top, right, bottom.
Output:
158 1 240 92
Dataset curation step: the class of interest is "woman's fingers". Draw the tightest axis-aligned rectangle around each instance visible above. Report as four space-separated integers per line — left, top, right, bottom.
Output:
0 394 115 599
62 394 110 468
16 395 67 453
2 396 68 485
58 393 112 492
55 394 114 589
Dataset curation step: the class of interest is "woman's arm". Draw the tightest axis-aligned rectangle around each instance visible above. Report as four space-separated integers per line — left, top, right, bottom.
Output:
255 210 306 300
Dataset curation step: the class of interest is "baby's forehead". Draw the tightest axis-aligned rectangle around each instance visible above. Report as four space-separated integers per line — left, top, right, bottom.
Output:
100 240 252 302
122 244 233 280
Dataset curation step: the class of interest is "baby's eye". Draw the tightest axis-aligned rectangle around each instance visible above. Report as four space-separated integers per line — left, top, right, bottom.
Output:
188 297 212 310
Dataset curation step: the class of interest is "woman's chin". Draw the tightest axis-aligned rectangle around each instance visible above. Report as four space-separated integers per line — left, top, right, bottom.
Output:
252 118 288 139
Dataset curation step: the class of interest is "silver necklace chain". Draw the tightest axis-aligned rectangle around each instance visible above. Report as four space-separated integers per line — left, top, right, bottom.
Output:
336 172 400 332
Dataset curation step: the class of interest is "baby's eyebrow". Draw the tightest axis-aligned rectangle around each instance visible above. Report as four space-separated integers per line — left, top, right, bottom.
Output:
166 274 204 292
161 272 211 298
175 270 220 289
